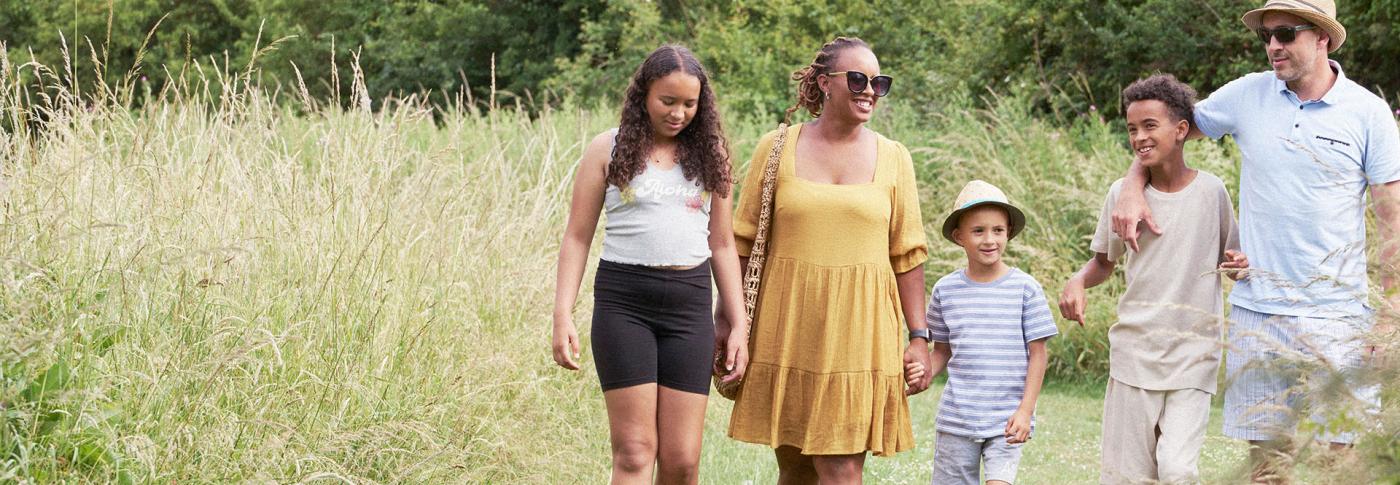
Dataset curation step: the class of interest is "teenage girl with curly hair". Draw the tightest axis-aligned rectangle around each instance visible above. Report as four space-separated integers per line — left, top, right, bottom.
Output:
551 44 748 484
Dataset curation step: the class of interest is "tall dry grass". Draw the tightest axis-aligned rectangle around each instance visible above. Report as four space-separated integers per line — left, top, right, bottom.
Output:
0 39 623 482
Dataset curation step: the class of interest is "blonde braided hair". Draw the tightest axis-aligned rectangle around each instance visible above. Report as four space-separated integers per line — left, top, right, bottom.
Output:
784 36 870 124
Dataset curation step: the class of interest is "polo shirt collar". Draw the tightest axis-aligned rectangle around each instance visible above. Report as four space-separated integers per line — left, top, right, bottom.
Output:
1275 59 1347 105
1320 60 1346 104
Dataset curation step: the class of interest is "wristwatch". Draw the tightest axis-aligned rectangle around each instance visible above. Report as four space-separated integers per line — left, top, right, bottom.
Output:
908 328 931 342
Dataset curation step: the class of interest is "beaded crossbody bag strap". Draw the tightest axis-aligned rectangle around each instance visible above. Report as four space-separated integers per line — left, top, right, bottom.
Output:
714 123 788 400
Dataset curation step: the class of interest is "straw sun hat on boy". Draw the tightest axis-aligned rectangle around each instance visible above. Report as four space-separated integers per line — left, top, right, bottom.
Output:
1241 0 1346 52
941 180 1026 244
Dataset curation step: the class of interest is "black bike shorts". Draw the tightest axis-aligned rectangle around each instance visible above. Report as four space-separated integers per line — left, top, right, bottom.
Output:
591 259 715 395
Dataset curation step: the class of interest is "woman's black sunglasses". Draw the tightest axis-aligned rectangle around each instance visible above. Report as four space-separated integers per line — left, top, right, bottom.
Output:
1256 24 1315 45
826 71 892 97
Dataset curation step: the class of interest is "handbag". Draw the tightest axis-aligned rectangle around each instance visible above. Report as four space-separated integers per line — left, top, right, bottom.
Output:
714 123 788 400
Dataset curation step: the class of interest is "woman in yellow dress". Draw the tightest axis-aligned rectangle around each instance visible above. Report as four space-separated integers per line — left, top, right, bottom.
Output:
717 37 933 483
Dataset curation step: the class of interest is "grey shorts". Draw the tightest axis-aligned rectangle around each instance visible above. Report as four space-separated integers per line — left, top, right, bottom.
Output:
932 431 1022 485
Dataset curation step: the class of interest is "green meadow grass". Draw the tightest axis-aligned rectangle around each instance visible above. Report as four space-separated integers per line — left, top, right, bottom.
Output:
699 379 1253 484
1 50 1394 482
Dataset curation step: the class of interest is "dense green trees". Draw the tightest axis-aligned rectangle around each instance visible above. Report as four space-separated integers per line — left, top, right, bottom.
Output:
1 0 1396 117
0 0 599 107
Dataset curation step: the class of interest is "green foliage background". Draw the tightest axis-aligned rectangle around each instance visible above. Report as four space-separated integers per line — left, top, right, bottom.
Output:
2 0 1397 117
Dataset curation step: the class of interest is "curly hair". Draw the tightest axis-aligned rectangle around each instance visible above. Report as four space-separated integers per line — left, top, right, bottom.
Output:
610 45 733 197
1121 74 1197 127
784 37 871 124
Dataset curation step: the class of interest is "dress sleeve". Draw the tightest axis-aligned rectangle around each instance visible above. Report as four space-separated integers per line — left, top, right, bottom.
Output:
889 142 929 273
734 129 779 257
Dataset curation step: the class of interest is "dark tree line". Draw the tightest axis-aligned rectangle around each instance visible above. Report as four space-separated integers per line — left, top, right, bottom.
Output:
2 0 1395 117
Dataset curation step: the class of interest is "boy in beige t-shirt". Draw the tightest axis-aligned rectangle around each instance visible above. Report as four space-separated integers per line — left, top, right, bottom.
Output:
1059 75 1249 485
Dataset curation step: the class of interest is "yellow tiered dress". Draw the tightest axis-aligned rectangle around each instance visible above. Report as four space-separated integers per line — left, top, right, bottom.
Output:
729 123 928 456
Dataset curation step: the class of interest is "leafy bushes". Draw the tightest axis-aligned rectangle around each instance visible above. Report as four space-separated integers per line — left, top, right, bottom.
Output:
2 1 1396 117
0 0 601 107
551 0 1398 119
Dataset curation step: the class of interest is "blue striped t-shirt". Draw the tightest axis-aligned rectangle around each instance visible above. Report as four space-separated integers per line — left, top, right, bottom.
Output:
926 268 1059 438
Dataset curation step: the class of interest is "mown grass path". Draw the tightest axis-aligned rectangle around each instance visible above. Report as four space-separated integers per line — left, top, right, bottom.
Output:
695 379 1252 484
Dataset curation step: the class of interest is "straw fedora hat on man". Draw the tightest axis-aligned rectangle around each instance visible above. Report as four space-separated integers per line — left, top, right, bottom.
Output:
1241 0 1347 52
941 180 1026 244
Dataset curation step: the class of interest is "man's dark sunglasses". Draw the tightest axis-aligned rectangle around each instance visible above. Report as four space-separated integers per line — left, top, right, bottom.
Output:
827 71 893 97
1256 24 1316 45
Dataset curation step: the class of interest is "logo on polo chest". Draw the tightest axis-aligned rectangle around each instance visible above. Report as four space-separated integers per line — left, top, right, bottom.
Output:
1314 135 1350 147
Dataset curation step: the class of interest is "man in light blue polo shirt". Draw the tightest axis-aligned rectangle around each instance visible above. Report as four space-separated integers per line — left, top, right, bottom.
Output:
1110 0 1400 481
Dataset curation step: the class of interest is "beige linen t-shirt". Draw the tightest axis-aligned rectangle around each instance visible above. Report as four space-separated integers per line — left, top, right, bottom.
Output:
1091 171 1239 393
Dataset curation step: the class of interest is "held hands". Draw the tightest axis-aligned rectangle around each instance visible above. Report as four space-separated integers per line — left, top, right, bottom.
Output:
713 311 750 384
1058 277 1088 327
1219 249 1250 281
903 341 933 396
1005 410 1032 444
551 316 582 370
904 359 925 392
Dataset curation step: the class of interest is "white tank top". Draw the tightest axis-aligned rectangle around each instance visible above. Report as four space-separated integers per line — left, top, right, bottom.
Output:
600 129 713 266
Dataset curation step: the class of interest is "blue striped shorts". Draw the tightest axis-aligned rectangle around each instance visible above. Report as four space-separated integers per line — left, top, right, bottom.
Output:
1222 305 1380 443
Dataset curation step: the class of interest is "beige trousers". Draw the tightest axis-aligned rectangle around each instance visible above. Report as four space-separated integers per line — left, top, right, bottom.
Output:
1100 378 1211 485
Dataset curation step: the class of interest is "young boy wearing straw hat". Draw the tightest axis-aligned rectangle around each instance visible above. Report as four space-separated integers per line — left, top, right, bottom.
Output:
915 180 1058 485
1061 74 1247 484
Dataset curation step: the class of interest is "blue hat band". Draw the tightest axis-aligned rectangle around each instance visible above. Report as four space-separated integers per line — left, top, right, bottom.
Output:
958 197 1007 210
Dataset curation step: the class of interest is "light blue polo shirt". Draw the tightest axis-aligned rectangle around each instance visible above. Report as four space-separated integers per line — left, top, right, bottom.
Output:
1194 61 1400 318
